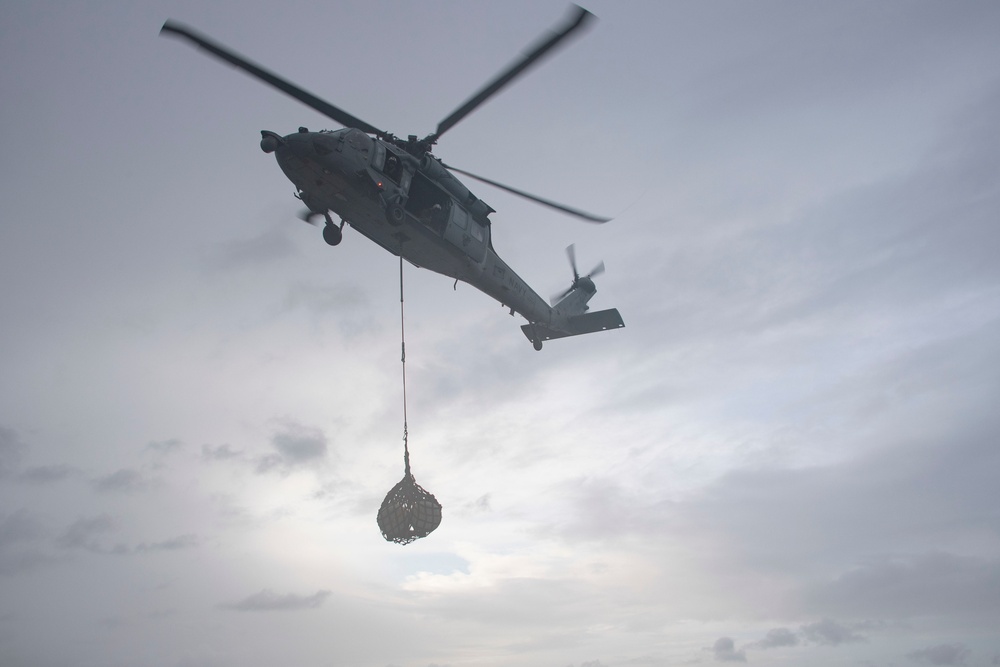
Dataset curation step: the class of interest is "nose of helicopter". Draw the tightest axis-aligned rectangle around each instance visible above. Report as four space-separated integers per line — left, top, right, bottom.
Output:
261 128 373 213
260 129 329 182
260 128 346 165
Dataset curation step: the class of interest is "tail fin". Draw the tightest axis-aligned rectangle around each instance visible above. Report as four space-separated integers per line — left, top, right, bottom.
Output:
521 308 625 345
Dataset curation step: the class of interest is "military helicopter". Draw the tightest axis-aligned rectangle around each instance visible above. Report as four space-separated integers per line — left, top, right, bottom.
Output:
161 5 624 350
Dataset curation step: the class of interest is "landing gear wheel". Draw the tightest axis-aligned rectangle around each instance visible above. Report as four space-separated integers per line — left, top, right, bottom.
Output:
323 224 342 246
527 323 544 351
386 203 406 227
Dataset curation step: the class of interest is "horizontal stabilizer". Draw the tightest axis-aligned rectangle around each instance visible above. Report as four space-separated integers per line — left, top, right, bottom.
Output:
522 308 625 343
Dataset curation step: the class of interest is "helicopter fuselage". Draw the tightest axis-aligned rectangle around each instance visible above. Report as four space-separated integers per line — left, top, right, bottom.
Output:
265 126 567 331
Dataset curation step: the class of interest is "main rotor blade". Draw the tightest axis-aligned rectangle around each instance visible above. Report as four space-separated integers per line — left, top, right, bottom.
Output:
160 21 384 136
427 5 595 144
442 163 610 223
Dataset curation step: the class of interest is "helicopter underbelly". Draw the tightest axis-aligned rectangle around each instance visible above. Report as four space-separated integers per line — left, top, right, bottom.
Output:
279 154 354 210
351 207 478 279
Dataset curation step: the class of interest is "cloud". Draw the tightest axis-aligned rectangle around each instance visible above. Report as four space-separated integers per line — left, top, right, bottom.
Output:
808 552 1000 619
55 516 197 557
56 514 117 552
712 637 746 662
145 438 182 455
906 644 971 666
656 407 1000 623
0 425 25 478
18 464 78 484
201 443 244 462
800 618 866 646
92 468 146 493
134 534 199 553
749 627 799 649
271 426 327 463
255 422 329 473
254 454 284 474
203 226 299 271
745 622 872 652
220 589 331 612
466 493 492 513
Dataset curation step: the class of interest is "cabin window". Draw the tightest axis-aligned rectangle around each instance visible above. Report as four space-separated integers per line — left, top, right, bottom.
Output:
470 220 484 241
452 206 468 230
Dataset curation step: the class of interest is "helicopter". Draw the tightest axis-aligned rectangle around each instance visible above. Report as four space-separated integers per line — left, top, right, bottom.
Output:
160 5 624 351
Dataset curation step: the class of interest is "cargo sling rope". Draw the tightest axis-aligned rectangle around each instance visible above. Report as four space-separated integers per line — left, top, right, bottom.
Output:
376 255 442 544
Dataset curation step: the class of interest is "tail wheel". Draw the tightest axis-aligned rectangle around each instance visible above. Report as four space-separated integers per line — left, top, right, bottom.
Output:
528 323 543 351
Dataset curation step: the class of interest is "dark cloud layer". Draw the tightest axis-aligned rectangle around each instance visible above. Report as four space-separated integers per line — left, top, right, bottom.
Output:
686 413 1000 576
810 552 1000 621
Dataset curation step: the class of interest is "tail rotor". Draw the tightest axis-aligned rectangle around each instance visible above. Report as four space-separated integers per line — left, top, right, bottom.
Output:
551 244 605 305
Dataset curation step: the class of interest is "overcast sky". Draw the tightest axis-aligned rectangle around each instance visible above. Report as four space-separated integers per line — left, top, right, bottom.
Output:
2 1 999 666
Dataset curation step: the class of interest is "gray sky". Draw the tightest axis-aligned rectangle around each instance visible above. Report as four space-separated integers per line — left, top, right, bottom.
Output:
2 1 999 666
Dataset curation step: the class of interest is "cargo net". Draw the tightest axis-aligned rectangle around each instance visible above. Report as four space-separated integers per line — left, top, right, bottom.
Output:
377 255 442 545
377 455 442 545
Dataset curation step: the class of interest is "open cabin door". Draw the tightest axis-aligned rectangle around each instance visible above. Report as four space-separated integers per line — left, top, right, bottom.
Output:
404 171 488 264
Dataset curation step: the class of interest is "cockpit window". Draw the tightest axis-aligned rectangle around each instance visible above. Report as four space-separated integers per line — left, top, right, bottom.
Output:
383 150 404 183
